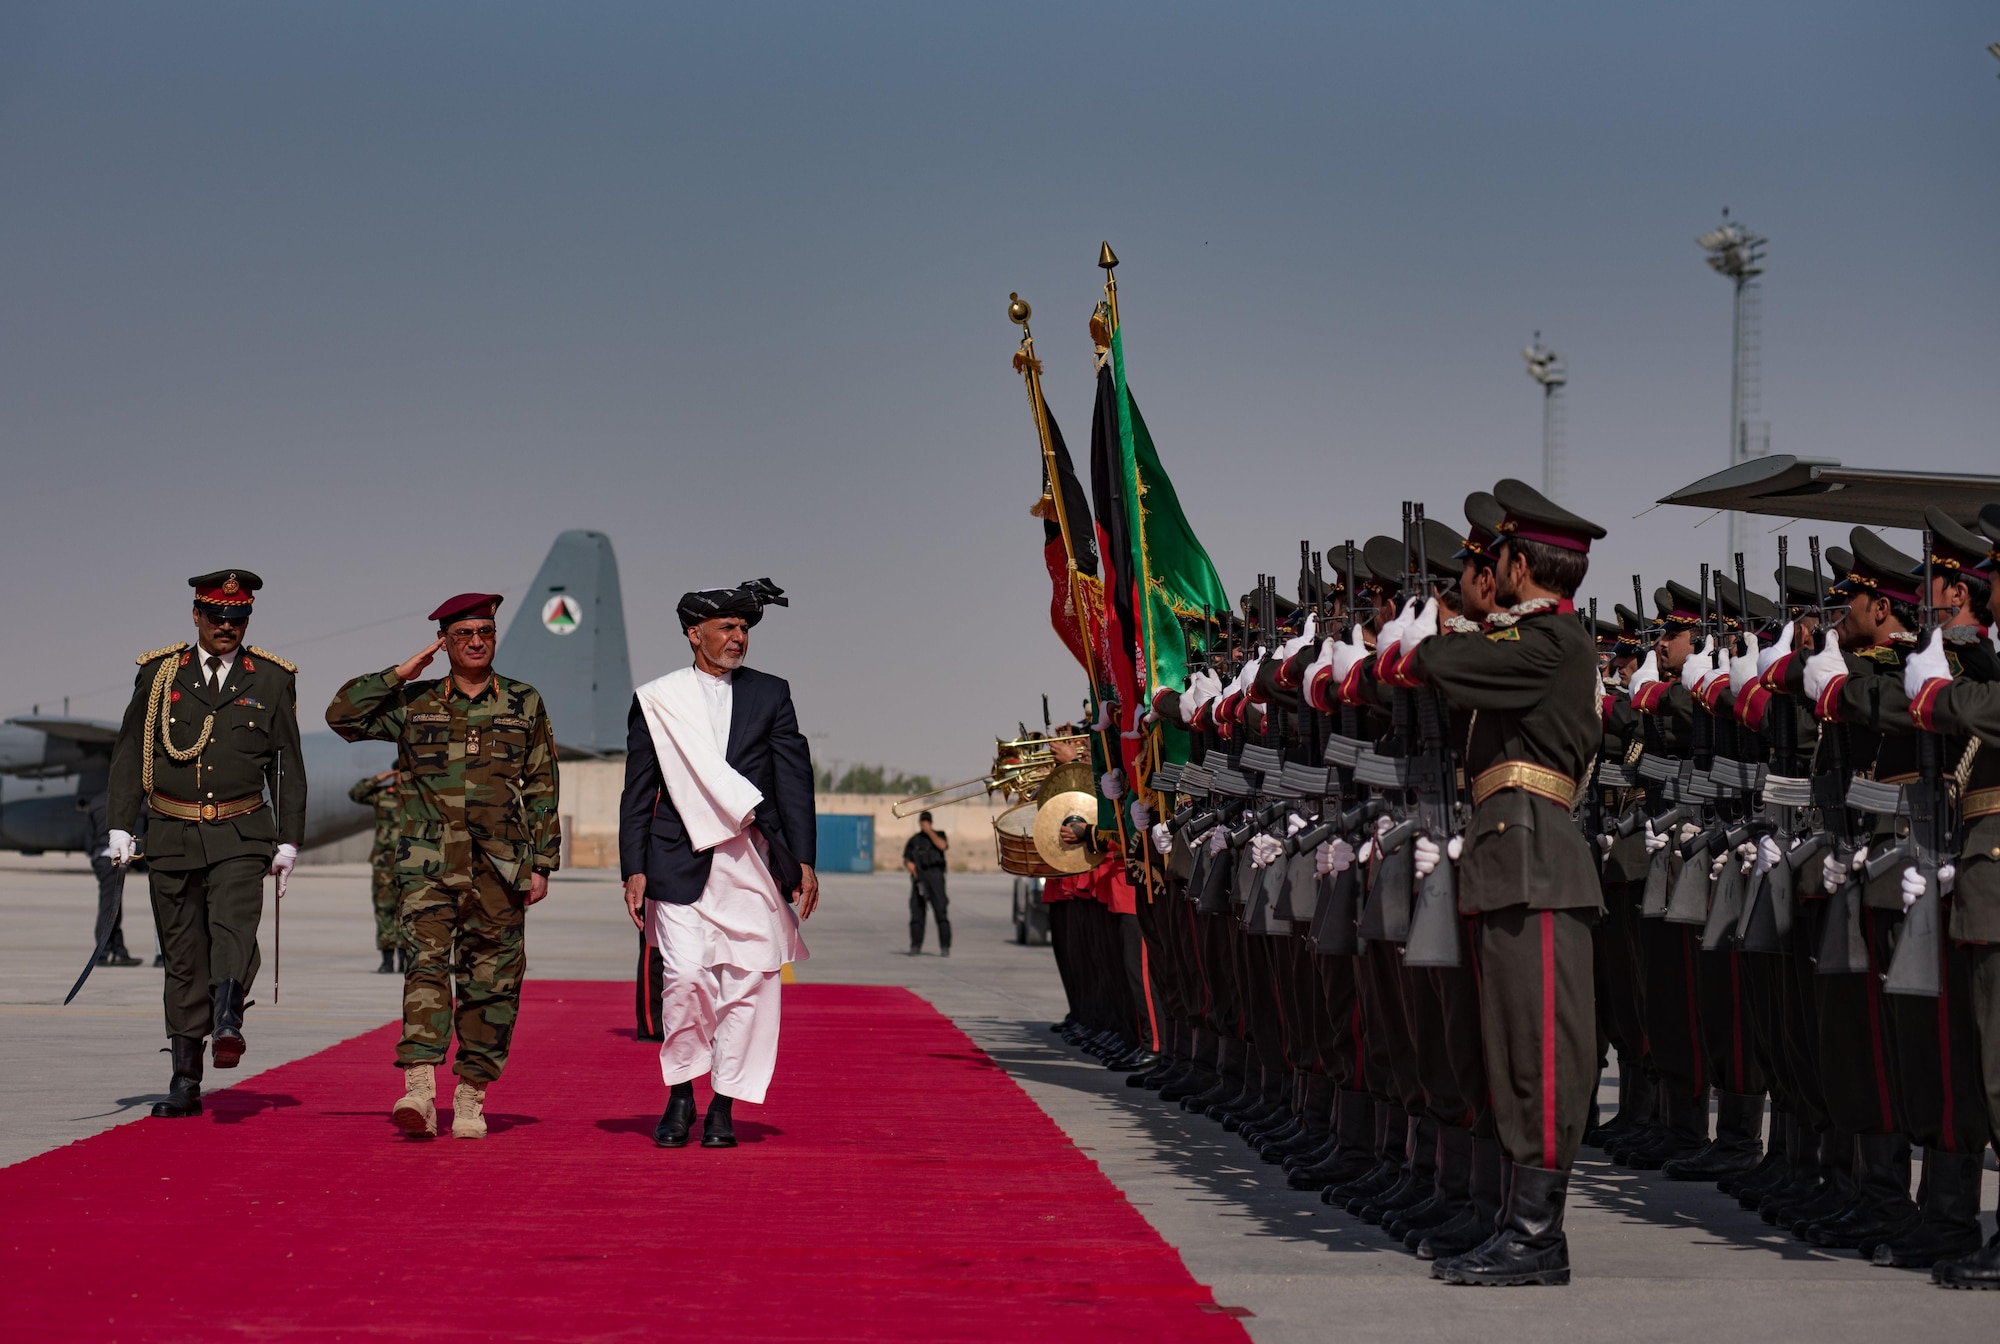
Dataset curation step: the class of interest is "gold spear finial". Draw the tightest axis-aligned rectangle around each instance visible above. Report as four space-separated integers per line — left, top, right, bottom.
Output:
1007 292 1033 326
1098 241 1119 270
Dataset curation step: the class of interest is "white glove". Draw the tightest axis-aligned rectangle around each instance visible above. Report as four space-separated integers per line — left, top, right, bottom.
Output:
106 829 137 866
1286 812 1309 837
1643 819 1669 854
1316 838 1355 876
270 842 298 898
1802 635 1846 703
1091 698 1117 732
1150 822 1172 855
1358 813 1394 864
1128 799 1152 832
1822 848 1858 895
1680 636 1716 691
1851 844 1870 872
1900 865 1924 910
1099 769 1125 800
1207 826 1228 855
1402 597 1440 654
1330 620 1370 684
1628 649 1661 697
1276 612 1319 663
1411 833 1463 879
1758 621 1794 675
1710 851 1730 880
1755 835 1783 874
1301 637 1339 705
1942 862 1958 896
1376 598 1419 656
1736 841 1757 875
1181 669 1221 721
1903 627 1950 701
1678 821 1701 845
1729 631 1761 694
1249 833 1284 869
1597 832 1616 854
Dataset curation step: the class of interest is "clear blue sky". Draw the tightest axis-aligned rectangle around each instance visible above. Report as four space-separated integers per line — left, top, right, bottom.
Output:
2 2 1994 780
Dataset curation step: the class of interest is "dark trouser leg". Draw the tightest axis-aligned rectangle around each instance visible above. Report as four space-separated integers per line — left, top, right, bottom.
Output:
1639 917 1706 1138
1475 907 1597 1172
149 855 267 1040
1407 960 1470 1128
1362 940 1419 1111
1118 912 1157 1049
1437 952 1494 1137
1047 900 1080 1019
636 935 665 1039
1698 946 1768 1099
399 877 461 1070
1818 907 1904 1139
1597 879 1649 1122
92 854 129 956
909 880 929 949
1316 951 1359 1089
1888 904 1988 1158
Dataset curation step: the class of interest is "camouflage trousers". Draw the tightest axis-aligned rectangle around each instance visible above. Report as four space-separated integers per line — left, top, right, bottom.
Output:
370 858 403 952
397 861 525 1083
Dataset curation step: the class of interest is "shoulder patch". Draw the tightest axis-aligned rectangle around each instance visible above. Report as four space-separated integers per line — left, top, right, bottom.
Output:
136 641 190 666
245 645 297 673
1486 627 1521 642
1859 645 1900 666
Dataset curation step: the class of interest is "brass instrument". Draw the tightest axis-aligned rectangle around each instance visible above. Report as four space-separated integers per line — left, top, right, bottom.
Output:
890 732 1089 820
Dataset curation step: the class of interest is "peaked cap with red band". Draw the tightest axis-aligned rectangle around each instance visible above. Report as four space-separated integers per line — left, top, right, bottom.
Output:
1455 490 1504 562
1917 504 1996 581
1834 527 1922 607
189 569 262 608
1491 477 1606 554
430 593 505 627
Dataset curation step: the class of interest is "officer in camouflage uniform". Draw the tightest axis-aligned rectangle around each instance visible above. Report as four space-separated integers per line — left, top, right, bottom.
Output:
349 769 407 973
326 592 561 1140
107 569 306 1119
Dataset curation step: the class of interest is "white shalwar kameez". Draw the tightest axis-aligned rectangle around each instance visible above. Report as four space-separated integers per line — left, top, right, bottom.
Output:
636 666 808 1106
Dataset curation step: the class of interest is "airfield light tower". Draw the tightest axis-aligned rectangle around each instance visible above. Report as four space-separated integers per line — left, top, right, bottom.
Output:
1697 210 1768 562
1522 333 1567 501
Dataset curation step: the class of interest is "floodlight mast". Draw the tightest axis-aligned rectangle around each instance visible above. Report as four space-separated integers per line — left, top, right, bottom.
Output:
1522 332 1567 501
1697 209 1767 562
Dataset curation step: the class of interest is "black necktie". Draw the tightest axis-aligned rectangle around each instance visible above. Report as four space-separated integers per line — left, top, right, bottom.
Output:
206 656 222 692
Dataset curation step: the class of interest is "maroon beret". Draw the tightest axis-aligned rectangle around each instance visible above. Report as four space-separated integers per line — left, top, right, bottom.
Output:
430 593 505 626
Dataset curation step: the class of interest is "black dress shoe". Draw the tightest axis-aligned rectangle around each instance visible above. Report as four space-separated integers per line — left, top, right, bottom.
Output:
377 949 397 974
702 1095 738 1148
210 979 247 1069
939 946 950 957
150 1038 204 1119
152 952 165 967
99 949 143 968
653 1092 695 1147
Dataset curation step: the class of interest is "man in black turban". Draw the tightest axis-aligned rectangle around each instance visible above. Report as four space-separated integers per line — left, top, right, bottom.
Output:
674 578 788 633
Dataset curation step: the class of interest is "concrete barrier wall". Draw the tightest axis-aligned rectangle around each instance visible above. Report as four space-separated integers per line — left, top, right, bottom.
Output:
310 758 1025 874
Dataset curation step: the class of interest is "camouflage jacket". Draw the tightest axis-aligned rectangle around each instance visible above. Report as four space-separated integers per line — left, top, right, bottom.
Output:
348 773 403 864
325 668 561 887
109 642 306 872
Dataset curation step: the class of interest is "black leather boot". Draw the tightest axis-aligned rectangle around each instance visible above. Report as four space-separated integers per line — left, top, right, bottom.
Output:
653 1082 695 1147
701 1092 738 1148
150 1037 204 1118
1664 1090 1765 1182
1419 1134 1503 1260
1326 1103 1406 1208
377 948 397 974
1874 1149 1985 1268
1433 1162 1571 1286
1362 1115 1438 1225
210 979 247 1069
1769 1131 1856 1229
1727 1108 1790 1199
1183 1038 1242 1112
1623 1083 1707 1170
1806 1133 1918 1248
1588 1062 1653 1149
1291 1089 1375 1189
1394 1124 1472 1246
1933 1211 2000 1288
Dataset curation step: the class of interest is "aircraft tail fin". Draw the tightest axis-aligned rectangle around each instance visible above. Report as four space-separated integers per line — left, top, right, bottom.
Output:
496 531 635 756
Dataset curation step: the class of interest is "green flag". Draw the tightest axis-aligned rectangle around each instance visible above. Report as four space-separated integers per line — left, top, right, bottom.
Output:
1110 328 1230 704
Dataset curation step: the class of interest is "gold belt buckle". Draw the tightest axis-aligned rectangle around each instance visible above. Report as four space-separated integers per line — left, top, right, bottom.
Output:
200 802 218 822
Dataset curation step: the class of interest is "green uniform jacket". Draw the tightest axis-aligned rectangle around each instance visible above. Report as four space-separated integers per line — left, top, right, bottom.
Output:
325 668 561 889
1411 608 1601 915
1599 690 1650 883
1907 639 2000 941
348 774 402 866
108 643 306 871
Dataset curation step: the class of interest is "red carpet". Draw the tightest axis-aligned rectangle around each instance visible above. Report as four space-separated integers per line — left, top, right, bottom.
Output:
3 982 1249 1343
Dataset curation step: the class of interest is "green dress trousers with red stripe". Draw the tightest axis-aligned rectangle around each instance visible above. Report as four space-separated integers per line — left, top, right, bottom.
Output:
1476 905 1598 1171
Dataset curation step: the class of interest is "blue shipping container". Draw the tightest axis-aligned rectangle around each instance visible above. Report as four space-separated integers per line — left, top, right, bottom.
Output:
815 814 875 873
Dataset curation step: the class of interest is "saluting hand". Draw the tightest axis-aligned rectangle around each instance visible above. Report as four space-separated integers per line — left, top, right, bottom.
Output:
395 637 446 683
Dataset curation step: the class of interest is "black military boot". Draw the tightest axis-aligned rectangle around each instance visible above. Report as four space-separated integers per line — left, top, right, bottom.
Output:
653 1081 695 1147
700 1092 738 1148
1933 1207 2000 1289
1394 1124 1472 1247
150 1037 205 1119
1768 1131 1857 1229
1727 1107 1790 1200
1327 1103 1406 1208
1755 1120 1828 1216
1623 1083 1707 1170
1210 1063 1267 1125
1874 1149 1984 1268
1663 1090 1765 1182
210 979 247 1069
1360 1115 1437 1224
1806 1133 1918 1248
1291 1089 1375 1189
1266 1076 1334 1162
1418 1134 1504 1260
1586 1061 1649 1149
1183 1038 1242 1112
1433 1162 1571 1286
377 948 397 974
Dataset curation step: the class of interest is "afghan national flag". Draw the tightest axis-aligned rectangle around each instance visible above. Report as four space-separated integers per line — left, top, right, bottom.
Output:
1089 361 1142 725
1039 405 1101 677
1110 329 1230 706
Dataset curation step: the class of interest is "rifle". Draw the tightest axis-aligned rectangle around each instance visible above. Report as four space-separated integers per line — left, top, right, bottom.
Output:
1739 536 1806 952
1404 503 1463 967
1809 535 1870 974
1666 564 1721 925
1884 531 1945 996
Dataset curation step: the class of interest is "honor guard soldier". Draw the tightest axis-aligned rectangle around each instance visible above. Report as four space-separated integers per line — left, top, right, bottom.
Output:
349 769 407 973
107 570 305 1119
326 593 561 1140
1376 479 1606 1286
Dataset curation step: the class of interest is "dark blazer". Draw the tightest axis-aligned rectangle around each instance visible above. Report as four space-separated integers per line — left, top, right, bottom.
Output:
618 666 816 905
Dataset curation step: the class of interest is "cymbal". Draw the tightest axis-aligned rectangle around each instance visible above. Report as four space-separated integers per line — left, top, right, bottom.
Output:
1034 760 1093 804
1033 791 1100 875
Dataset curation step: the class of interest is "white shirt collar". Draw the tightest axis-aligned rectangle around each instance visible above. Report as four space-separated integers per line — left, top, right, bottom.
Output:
198 647 237 684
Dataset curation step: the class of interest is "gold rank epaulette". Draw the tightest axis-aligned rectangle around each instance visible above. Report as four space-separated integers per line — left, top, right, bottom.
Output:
135 641 189 666
245 645 297 673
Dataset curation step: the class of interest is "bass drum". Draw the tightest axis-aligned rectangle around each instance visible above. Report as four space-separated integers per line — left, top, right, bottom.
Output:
995 801 1061 877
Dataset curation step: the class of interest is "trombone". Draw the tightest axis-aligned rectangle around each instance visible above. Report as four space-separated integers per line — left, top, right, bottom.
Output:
891 731 1089 819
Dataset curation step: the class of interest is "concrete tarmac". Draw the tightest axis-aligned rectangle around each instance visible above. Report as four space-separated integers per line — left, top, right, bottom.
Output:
5 858 1993 1338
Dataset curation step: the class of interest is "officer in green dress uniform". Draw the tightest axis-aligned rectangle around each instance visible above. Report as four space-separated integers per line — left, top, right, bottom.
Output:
106 570 306 1119
1383 479 1606 1286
